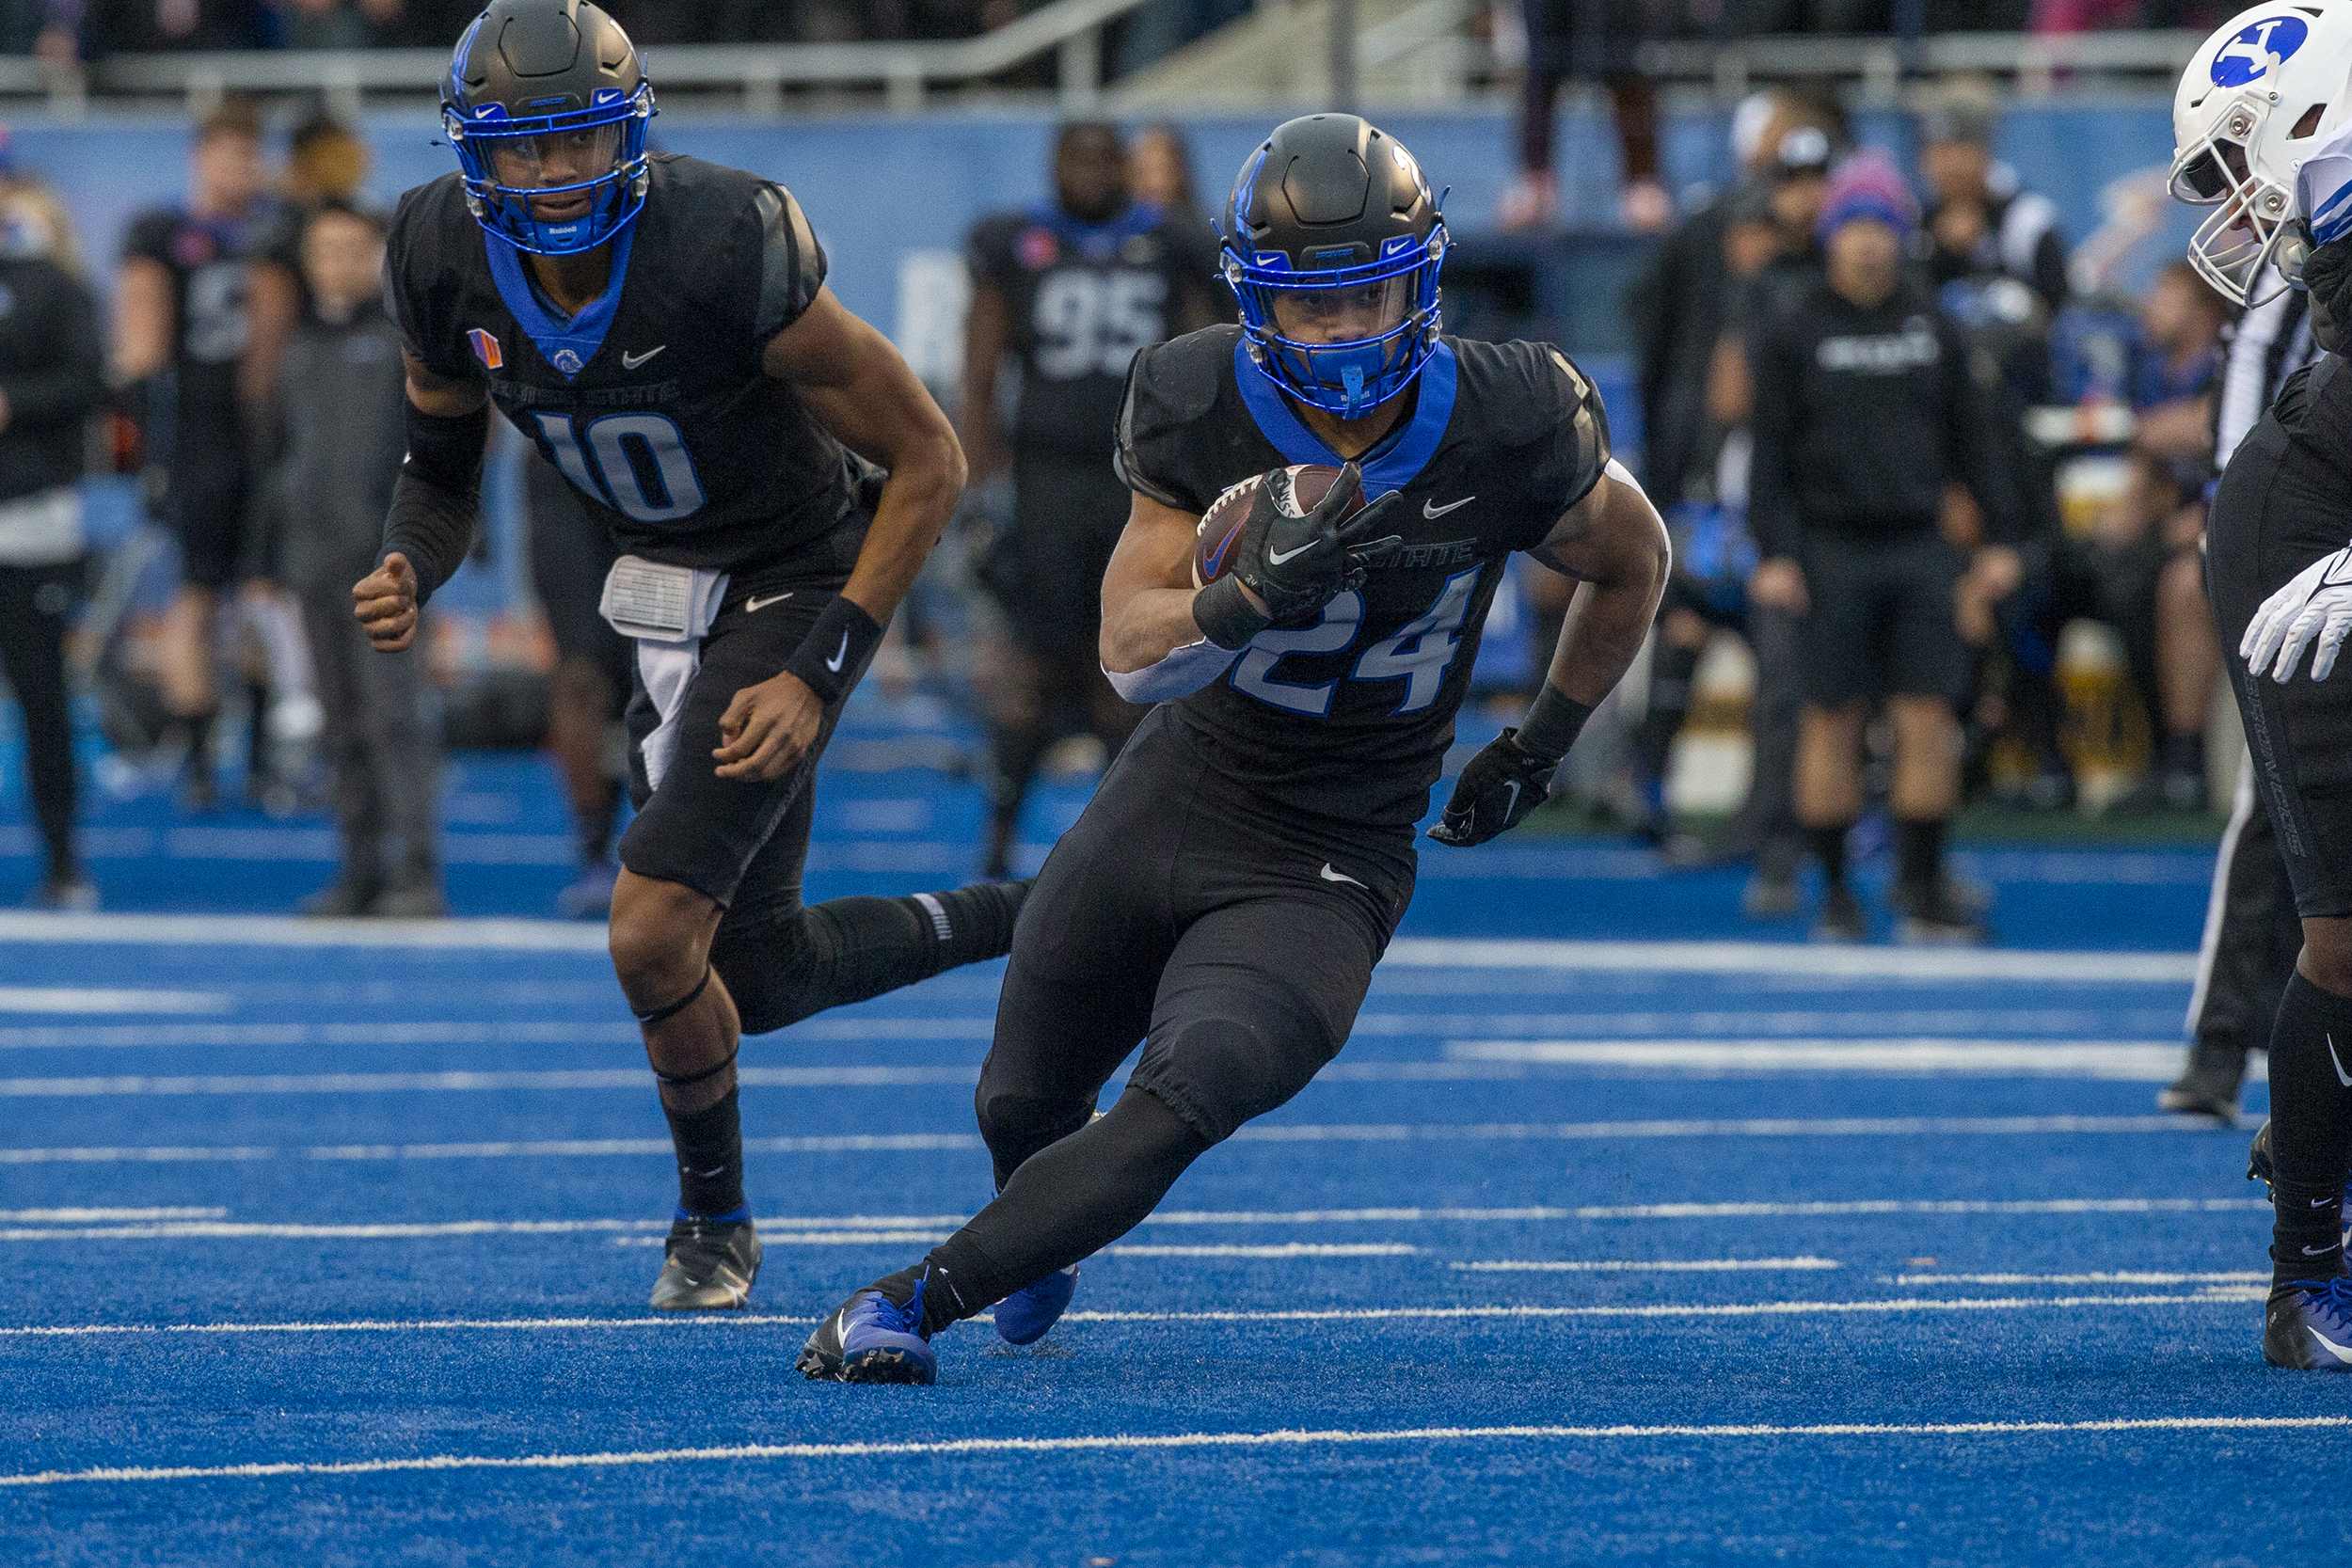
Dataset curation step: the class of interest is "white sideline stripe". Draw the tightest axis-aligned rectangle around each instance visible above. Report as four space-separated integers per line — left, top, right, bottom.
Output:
0 1118 2210 1165
1352 1008 2191 1039
0 1018 995 1051
1381 939 2199 983
0 989 230 1016
1454 1257 1840 1274
9 1413 2337 1492
0 1208 223 1222
1105 1243 1420 1259
0 1066 979 1097
0 1291 2266 1347
0 914 2195 979
1058 1291 2269 1323
1231 1115 2210 1142
0 1134 984 1164
0 1197 2271 1243
1445 1039 2191 1080
610 1230 952 1248
1893 1272 2271 1286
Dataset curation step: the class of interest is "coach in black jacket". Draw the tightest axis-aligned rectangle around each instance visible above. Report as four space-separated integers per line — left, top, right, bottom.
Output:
1749 152 2021 943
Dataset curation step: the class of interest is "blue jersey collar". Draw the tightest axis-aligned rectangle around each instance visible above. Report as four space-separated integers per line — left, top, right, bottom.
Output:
1232 338 1455 497
484 224 638 381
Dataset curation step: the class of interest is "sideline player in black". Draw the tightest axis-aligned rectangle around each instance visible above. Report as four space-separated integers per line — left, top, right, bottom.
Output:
2173 29 2352 1365
116 100 273 809
799 114 1670 1384
352 0 1026 1311
962 121 1222 878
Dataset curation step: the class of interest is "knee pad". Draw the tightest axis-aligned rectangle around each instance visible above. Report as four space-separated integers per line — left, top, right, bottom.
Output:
1133 1013 1338 1146
708 905 823 1037
973 1079 1093 1181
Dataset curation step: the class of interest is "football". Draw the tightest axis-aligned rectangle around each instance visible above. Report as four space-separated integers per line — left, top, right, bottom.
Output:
1191 464 1361 588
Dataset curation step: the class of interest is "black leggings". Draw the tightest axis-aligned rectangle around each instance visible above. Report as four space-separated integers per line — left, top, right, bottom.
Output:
0 562 79 881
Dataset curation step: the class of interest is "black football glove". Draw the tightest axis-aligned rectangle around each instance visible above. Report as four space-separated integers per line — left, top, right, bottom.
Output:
1429 728 1555 847
2305 229 2352 355
1230 461 1406 626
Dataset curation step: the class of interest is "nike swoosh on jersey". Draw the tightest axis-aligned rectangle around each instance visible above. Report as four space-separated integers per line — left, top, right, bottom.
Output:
1319 863 1366 888
746 592 793 612
2331 1034 2352 1088
1423 496 1475 518
623 345 667 370
1266 542 1317 565
824 632 850 673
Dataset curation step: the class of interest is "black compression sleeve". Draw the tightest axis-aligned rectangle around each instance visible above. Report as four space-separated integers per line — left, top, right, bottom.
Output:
380 401 489 605
1514 683 1597 766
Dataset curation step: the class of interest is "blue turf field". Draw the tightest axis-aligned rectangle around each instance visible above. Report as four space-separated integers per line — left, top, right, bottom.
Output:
0 700 2330 1563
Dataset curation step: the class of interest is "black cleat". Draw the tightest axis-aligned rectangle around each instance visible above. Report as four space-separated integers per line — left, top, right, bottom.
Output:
648 1216 761 1310
1894 879 1990 945
1812 882 1867 943
797 1275 938 1385
2159 1041 2246 1117
2265 1278 2352 1370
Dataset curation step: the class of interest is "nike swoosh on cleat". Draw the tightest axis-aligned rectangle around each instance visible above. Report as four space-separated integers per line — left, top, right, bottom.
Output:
1319 863 1366 888
1422 496 1475 518
1503 780 1521 817
1267 542 1316 565
825 632 850 673
2331 1034 2352 1088
623 345 667 370
2312 1326 2352 1363
746 592 792 612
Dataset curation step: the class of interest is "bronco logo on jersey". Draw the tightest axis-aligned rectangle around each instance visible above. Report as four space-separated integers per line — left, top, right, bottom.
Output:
469 327 504 371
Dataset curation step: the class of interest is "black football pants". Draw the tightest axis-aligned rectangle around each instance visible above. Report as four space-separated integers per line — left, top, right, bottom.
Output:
0 562 80 882
977 705 1412 1184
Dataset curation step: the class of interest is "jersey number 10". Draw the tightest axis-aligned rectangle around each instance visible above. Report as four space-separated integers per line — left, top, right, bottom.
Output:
533 412 708 526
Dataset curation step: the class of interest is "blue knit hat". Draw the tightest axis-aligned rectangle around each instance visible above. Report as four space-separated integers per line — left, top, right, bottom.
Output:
1816 150 1917 244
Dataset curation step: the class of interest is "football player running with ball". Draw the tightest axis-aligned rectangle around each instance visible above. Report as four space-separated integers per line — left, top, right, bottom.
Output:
800 115 1670 1385
353 0 1027 1311
2172 1 2352 1369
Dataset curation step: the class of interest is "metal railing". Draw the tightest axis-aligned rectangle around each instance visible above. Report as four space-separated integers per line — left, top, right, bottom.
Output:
14 22 2209 118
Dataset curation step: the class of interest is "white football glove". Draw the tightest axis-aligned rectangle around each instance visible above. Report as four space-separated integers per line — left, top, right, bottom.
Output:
2243 543 2352 683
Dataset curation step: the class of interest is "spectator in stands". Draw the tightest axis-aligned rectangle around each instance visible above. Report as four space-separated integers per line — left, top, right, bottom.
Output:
1501 0 1686 232
263 201 441 917
0 166 107 910
1916 92 2070 313
1750 151 2024 942
246 111 372 427
77 0 274 53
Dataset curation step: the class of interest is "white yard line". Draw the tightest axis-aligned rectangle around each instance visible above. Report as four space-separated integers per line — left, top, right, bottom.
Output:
1 1413 2331 1491
0 989 231 1015
1453 1258 1839 1273
1445 1039 2196 1080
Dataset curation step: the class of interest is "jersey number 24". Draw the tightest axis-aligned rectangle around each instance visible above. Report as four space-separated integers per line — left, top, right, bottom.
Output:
1233 567 1482 718
532 412 708 526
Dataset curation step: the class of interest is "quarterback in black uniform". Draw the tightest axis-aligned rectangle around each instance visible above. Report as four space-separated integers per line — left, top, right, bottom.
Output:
800 114 1670 1384
353 0 1025 1311
962 122 1222 877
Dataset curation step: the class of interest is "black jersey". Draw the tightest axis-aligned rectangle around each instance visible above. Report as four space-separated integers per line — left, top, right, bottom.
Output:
121 204 267 443
1116 325 1610 830
968 200 1216 463
386 153 858 574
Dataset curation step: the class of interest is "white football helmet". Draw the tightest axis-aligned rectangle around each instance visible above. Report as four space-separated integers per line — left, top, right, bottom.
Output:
2170 2 2352 304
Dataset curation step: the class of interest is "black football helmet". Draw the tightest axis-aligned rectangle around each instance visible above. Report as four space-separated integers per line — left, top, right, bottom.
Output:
1220 114 1448 418
441 0 655 256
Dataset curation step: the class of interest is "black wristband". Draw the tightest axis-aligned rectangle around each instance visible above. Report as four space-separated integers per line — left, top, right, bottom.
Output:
785 594 884 705
1193 575 1272 650
1513 684 1596 766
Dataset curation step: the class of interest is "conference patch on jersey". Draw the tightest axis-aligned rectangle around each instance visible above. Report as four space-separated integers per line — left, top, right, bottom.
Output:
468 327 504 371
2210 15 2309 87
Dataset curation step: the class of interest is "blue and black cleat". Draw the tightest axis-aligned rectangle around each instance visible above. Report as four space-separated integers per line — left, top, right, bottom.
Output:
648 1215 761 1310
2265 1277 2352 1370
993 1263 1079 1346
797 1274 938 1385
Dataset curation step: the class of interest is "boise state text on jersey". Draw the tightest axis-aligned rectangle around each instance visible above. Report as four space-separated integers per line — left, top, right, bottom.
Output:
1115 323 1610 829
968 202 1217 461
385 152 865 574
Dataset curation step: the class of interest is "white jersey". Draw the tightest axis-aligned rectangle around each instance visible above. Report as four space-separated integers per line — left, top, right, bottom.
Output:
2295 115 2352 245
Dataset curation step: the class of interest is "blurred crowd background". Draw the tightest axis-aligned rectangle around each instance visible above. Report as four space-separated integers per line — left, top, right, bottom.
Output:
0 4 2261 922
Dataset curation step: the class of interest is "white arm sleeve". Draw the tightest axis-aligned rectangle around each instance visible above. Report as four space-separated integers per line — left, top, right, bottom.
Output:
1103 638 1243 705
